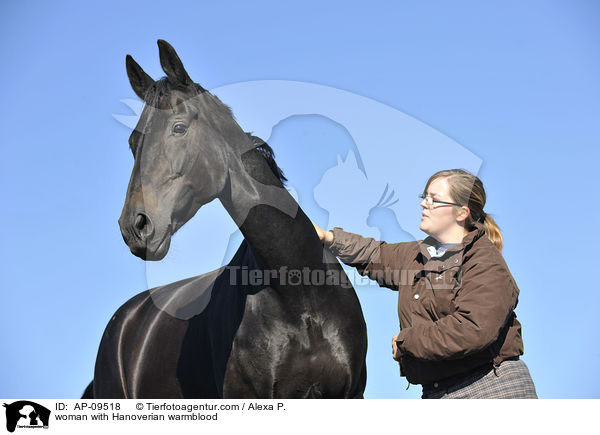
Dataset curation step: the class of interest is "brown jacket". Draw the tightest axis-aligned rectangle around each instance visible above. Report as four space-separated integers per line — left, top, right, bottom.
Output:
325 221 524 385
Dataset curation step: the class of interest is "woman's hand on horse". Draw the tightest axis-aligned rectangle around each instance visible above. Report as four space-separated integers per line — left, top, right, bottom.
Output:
311 221 334 244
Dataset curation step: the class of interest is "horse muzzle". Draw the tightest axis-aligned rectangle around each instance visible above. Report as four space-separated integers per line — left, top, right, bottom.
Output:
118 210 172 261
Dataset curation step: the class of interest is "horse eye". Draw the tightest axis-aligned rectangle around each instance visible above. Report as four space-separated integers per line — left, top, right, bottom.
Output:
172 123 188 136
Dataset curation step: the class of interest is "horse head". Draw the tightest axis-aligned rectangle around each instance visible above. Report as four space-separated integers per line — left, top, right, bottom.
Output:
119 40 256 260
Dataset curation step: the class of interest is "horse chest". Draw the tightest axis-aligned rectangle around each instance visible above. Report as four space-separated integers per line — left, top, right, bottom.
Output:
222 296 351 398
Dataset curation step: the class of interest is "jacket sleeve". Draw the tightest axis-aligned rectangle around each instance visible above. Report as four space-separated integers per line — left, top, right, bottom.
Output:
396 249 519 360
324 227 415 291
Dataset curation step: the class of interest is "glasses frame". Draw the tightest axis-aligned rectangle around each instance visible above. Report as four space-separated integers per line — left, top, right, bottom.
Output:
418 193 463 209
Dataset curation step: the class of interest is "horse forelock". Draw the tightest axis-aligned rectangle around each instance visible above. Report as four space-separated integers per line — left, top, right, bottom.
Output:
143 77 234 117
142 77 194 110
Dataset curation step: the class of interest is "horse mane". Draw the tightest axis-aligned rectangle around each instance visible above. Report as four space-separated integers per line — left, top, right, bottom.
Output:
245 133 288 187
144 77 288 187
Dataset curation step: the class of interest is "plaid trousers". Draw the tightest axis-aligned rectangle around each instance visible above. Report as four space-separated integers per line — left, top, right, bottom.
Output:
421 359 538 399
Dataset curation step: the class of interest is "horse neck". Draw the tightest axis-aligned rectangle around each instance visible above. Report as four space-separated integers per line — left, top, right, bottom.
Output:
218 148 326 286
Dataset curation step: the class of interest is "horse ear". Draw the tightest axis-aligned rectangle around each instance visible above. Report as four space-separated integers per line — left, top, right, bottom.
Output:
157 39 193 85
126 55 154 101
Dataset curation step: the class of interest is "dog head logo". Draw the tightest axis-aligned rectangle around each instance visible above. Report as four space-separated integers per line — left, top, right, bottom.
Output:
3 401 50 432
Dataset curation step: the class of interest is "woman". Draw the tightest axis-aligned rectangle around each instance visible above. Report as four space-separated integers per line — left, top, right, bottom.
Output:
312 169 537 398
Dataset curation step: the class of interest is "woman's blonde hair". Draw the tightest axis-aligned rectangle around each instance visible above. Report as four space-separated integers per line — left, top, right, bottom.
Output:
424 169 503 251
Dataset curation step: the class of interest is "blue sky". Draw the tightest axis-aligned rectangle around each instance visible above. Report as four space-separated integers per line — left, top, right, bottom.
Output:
1 0 599 399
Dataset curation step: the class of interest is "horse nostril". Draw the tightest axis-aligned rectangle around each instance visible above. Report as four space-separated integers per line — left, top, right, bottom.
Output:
134 213 146 231
133 212 154 238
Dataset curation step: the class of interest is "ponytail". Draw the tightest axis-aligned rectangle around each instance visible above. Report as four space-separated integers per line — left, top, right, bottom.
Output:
482 213 503 252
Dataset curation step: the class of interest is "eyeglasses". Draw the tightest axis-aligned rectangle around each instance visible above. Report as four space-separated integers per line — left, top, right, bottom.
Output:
418 193 463 209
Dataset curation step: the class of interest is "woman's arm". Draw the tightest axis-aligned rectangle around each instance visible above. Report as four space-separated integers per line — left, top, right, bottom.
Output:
312 221 415 290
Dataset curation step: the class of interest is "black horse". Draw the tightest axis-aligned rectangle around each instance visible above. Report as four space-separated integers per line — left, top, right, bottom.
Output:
84 40 367 398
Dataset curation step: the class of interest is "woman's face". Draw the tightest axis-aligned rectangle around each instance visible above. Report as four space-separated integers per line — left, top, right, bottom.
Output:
419 177 462 239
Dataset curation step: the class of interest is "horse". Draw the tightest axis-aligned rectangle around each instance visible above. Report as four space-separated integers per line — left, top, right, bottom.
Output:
83 40 367 398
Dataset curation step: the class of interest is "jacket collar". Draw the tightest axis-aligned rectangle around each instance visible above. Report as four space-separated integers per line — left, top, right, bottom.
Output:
417 221 486 262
